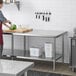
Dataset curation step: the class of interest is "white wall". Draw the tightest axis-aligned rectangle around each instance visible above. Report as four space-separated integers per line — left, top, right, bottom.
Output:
2 0 76 31
2 0 76 63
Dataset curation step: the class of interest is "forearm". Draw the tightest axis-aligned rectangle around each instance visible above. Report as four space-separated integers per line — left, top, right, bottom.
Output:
4 23 10 28
3 21 10 28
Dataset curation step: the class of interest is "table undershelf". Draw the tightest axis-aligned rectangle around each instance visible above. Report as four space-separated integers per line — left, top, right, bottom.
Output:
3 49 62 62
2 54 76 76
17 52 62 62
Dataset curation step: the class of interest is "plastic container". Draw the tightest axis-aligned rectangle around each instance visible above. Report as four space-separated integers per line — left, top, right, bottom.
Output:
44 43 53 58
30 47 42 57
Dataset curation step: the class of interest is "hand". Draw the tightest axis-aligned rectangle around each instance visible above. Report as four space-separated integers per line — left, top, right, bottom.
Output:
7 20 11 24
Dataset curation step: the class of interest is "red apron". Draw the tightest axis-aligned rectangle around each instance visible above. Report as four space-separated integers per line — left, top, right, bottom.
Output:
0 22 3 45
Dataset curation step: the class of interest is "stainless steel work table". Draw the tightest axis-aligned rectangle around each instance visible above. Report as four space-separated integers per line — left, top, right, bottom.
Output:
0 59 34 76
3 30 67 71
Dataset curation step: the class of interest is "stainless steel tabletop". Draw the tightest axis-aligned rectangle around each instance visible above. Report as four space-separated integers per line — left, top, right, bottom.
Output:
0 59 34 76
13 30 67 37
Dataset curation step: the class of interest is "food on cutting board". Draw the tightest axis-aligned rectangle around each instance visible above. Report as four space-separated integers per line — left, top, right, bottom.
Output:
15 28 33 33
4 25 33 33
10 24 17 30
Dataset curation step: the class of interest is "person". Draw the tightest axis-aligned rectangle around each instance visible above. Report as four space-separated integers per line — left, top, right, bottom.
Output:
0 0 11 58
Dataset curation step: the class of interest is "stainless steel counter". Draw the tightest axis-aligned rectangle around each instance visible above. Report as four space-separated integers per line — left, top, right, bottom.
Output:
13 30 67 38
3 30 67 71
0 59 34 76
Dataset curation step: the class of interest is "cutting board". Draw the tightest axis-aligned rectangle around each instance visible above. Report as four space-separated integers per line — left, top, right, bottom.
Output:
3 28 33 33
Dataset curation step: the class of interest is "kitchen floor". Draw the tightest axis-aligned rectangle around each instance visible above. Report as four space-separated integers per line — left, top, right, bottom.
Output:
30 62 75 76
27 70 65 76
2 56 76 76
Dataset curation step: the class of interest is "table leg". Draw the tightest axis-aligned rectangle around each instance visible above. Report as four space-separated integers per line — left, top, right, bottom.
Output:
53 59 56 71
72 67 74 72
24 36 26 56
11 34 14 60
21 72 27 76
53 38 56 71
62 35 64 63
21 74 25 76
